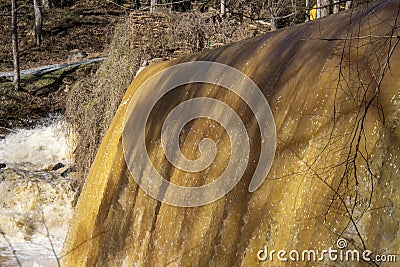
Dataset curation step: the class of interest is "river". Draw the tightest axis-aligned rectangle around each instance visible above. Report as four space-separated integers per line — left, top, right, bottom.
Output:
0 116 75 267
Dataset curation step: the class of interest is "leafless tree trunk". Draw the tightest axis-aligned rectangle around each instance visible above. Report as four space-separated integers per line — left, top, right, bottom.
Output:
33 0 43 46
305 0 310 21
345 1 352 10
268 0 277 31
270 16 277 31
316 0 321 18
150 0 156 12
220 0 226 16
333 0 339 13
320 0 330 17
41 0 50 8
11 0 20 91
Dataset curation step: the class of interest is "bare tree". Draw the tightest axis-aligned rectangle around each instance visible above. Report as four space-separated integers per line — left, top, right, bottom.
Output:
33 0 43 46
221 0 226 16
11 0 20 91
333 0 339 13
150 0 157 12
268 0 277 30
320 0 330 17
305 0 310 21
316 0 321 18
267 0 289 31
315 0 331 18
41 0 50 9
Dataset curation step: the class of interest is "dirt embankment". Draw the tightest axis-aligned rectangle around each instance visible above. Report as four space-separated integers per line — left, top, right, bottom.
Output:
0 0 124 70
0 0 126 129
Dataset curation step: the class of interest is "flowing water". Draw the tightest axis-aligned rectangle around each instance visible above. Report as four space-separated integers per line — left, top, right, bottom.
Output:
62 1 400 266
0 116 75 266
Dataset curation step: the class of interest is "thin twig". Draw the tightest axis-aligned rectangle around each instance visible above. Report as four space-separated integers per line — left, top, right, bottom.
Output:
41 211 61 266
0 126 17 133
0 227 22 266
104 0 188 12
37 184 61 267
302 35 400 41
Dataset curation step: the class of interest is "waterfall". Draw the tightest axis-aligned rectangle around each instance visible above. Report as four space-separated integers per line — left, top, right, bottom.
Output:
62 1 400 266
0 116 72 170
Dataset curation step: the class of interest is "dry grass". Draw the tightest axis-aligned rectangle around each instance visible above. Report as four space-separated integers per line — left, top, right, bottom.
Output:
66 19 140 191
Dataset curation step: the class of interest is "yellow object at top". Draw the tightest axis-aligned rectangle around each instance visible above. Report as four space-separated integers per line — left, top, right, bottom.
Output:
310 4 317 20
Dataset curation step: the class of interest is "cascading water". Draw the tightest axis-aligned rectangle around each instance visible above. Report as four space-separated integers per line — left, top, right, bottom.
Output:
62 1 400 266
0 116 75 266
0 116 72 170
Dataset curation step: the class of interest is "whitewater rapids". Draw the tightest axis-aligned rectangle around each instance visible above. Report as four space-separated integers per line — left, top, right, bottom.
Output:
0 117 76 267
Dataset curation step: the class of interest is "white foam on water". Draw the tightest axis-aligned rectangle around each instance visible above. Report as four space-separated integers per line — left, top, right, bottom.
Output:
0 116 75 266
0 117 73 170
0 176 74 267
0 237 65 267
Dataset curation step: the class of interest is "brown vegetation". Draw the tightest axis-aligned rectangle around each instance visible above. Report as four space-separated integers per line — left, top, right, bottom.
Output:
0 0 122 71
0 0 123 128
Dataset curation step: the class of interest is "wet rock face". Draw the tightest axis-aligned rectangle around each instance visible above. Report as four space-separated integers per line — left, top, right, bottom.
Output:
63 1 400 266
